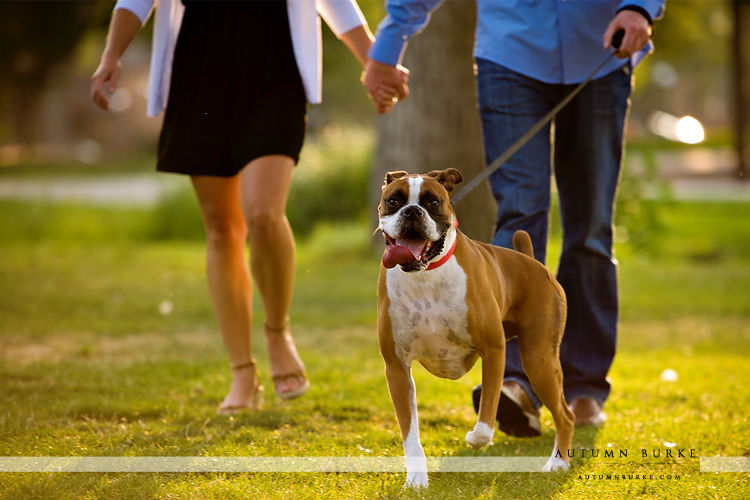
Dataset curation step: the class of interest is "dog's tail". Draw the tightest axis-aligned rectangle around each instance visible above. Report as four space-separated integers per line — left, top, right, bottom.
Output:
512 230 534 258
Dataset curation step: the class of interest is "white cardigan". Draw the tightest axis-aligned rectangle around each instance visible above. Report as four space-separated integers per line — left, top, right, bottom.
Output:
115 0 367 116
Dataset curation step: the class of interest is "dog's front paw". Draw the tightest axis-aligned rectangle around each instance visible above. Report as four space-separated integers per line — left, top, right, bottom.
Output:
465 422 494 449
405 471 429 488
543 456 570 472
405 456 429 488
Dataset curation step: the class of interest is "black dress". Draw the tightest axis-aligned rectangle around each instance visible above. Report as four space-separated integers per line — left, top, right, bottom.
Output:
157 0 308 177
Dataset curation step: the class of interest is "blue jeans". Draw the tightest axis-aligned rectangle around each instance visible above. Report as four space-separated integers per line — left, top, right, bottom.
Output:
476 59 632 408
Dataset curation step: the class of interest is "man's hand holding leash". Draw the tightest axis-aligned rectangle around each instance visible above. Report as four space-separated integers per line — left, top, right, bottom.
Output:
604 9 653 58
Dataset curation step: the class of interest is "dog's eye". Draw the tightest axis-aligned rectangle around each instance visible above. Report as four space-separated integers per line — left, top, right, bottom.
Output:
427 199 440 208
388 198 401 208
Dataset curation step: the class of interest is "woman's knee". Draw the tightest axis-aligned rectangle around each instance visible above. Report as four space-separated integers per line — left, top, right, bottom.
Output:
245 208 286 239
203 213 248 247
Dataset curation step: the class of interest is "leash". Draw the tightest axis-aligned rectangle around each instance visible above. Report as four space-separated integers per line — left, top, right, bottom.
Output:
451 30 625 204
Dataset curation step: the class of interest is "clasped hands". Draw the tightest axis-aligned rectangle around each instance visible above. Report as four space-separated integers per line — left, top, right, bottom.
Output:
362 59 410 115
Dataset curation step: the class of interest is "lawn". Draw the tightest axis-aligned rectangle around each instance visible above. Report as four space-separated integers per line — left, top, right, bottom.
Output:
0 197 748 499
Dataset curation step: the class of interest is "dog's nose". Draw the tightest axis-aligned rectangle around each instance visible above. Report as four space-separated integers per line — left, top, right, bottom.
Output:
402 205 424 220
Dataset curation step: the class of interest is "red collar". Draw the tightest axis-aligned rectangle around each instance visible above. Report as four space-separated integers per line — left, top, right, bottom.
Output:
426 219 458 271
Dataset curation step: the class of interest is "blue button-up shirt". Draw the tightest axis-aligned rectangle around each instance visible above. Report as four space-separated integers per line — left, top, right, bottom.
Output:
369 0 665 85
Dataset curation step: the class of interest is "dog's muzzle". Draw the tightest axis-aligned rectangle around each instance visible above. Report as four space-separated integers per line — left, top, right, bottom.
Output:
382 226 446 272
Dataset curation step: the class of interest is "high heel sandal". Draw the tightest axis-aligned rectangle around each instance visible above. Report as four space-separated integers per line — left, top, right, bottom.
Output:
265 318 310 400
217 359 265 415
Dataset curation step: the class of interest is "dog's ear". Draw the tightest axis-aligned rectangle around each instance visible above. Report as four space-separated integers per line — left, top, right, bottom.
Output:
383 171 409 190
426 168 463 194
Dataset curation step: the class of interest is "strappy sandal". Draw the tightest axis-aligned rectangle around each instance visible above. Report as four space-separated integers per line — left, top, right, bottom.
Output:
265 318 310 400
217 359 264 415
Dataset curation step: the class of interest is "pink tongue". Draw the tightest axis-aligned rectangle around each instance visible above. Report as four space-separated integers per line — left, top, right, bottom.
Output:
382 239 429 269
399 239 428 257
382 245 416 269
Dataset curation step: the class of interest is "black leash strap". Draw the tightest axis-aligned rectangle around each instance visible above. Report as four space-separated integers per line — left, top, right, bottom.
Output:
451 31 625 204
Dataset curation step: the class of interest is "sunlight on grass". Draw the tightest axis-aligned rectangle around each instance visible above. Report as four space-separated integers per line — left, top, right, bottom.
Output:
1 200 749 498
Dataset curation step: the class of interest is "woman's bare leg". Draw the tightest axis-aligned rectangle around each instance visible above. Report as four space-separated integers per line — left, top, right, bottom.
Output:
240 155 307 396
191 174 259 408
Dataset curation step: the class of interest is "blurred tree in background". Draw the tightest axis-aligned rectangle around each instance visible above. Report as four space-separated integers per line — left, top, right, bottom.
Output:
0 1 738 153
631 0 733 136
0 1 743 252
0 2 110 153
0 0 742 229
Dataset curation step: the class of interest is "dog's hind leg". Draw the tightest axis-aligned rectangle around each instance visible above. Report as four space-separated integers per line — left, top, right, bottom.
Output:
518 335 574 472
385 360 429 488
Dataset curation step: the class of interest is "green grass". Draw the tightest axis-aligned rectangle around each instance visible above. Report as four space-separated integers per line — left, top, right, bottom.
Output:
1 199 749 499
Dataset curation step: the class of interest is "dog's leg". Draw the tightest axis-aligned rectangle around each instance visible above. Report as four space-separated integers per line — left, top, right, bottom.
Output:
466 344 504 449
385 360 428 488
518 336 574 472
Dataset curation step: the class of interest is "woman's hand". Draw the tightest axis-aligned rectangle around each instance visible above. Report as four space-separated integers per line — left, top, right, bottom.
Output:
91 56 121 111
90 8 142 111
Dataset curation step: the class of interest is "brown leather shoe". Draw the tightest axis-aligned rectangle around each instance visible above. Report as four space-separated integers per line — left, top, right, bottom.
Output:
569 398 607 427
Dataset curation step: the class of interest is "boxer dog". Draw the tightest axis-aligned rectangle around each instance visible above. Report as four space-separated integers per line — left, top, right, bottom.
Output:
377 169 574 488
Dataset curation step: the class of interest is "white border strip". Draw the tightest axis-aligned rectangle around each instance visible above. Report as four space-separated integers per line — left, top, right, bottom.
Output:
8 457 746 473
700 457 750 473
0 457 548 473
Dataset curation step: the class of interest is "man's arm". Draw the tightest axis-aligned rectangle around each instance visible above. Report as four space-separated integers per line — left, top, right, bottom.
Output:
368 0 445 66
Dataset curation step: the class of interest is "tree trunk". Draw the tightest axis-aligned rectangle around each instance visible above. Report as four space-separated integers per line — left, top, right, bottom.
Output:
734 0 750 180
370 0 495 242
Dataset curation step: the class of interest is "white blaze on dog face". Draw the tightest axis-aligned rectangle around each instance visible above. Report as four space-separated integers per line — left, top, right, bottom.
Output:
407 176 422 206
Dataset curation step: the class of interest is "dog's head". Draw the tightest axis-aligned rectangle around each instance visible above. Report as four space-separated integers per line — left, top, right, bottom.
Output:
378 168 462 272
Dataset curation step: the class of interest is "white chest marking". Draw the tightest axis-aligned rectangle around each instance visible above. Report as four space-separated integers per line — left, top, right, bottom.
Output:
386 258 472 379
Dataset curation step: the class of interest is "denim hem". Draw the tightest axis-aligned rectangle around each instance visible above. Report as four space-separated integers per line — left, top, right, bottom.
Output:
563 390 609 408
